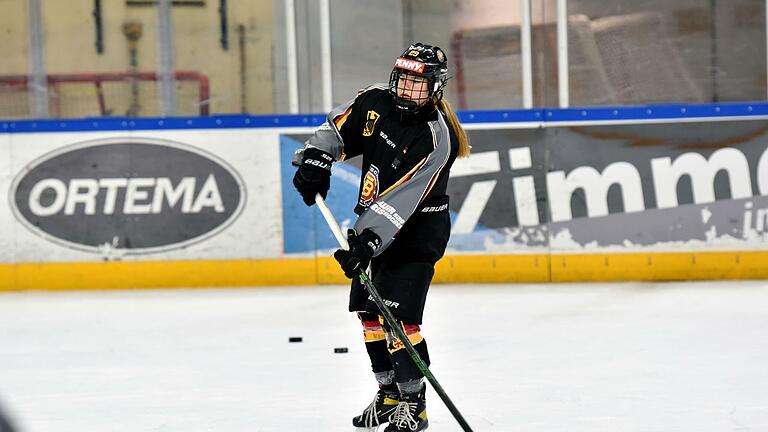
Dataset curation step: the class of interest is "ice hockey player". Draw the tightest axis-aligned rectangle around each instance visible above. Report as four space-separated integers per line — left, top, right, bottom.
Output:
293 43 470 431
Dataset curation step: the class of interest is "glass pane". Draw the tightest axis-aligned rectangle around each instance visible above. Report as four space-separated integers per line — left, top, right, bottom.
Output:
273 0 525 114
0 1 275 119
270 0 405 114
172 1 272 117
529 1 558 107
166 1 274 115
561 0 766 106
445 0 523 109
0 2 32 118
4 0 764 119
329 0 405 110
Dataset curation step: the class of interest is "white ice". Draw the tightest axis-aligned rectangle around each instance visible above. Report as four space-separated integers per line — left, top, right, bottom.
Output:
1 281 768 431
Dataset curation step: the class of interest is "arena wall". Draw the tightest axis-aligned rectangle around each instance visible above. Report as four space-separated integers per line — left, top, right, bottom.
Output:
2 104 768 290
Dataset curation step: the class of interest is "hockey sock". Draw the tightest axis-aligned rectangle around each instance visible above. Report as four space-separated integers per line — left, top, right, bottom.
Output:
359 312 394 374
385 322 431 383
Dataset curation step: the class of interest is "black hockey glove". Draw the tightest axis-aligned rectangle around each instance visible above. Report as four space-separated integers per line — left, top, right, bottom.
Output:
292 148 333 206
334 229 381 279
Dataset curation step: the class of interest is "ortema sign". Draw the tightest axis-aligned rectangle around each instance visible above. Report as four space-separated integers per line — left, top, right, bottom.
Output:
11 138 245 253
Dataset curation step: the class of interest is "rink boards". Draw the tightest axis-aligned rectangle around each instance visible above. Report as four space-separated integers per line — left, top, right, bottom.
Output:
2 104 768 290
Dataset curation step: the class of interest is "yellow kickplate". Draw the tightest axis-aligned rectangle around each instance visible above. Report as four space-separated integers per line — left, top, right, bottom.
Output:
1 258 316 291
550 251 768 282
1 251 766 291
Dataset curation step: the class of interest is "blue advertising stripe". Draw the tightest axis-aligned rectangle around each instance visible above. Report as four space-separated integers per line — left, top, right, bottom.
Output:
0 114 329 133
457 109 544 123
543 102 768 122
4 102 768 132
279 135 317 254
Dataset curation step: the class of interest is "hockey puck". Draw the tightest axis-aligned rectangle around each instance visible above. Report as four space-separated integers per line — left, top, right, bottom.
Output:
334 347 348 353
289 337 303 343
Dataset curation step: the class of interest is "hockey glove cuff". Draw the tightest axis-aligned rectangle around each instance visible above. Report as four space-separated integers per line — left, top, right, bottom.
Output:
334 229 381 279
292 148 334 206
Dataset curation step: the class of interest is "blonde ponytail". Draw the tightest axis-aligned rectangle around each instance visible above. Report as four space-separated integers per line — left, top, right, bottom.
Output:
437 98 471 158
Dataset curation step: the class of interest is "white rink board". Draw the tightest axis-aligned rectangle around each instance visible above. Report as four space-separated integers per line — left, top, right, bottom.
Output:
2 129 283 263
2 117 768 285
0 133 13 263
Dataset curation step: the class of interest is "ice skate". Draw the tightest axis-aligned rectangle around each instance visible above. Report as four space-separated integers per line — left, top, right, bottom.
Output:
352 385 400 429
384 386 428 431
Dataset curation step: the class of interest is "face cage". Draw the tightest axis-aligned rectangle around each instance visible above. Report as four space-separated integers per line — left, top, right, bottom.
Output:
388 69 446 113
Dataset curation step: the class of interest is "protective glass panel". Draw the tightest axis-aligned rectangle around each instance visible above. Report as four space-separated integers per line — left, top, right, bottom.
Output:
270 0 405 114
169 1 273 115
0 2 34 118
273 0 524 113
1 0 766 119
446 0 524 110
562 0 766 106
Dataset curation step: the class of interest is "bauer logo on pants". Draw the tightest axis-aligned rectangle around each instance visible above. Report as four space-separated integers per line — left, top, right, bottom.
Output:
10 137 246 254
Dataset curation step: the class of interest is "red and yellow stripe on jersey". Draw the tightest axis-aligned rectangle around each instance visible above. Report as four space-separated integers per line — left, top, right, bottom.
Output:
378 157 428 198
333 106 353 130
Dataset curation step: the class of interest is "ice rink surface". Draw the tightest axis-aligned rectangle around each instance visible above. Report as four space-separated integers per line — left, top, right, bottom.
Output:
1 280 768 432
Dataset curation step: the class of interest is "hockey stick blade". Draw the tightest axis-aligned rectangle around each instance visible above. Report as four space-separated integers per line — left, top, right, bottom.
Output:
314 194 474 432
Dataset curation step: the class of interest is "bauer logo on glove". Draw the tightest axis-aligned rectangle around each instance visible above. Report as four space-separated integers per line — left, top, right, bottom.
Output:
292 147 334 206
333 228 381 279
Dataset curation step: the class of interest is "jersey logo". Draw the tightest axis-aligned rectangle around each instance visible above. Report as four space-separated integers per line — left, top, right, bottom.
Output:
363 110 379 137
359 164 380 207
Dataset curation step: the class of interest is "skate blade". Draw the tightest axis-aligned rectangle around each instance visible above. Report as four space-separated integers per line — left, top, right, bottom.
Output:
354 427 380 432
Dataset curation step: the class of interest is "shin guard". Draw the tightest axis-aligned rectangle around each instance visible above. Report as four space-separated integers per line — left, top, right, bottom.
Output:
359 312 394 375
385 322 431 384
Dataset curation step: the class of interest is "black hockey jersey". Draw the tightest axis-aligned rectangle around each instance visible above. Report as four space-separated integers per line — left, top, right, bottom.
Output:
295 84 459 256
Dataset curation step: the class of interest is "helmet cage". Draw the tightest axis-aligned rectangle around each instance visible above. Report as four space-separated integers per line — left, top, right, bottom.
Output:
389 44 448 114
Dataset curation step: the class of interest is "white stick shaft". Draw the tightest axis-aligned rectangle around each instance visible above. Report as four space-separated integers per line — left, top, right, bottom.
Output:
315 194 349 250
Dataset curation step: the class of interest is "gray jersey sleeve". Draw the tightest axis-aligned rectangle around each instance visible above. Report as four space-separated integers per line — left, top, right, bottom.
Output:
354 113 452 256
291 96 356 165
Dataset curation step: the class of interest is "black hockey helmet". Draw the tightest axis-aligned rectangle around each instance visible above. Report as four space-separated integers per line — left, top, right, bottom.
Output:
389 43 449 114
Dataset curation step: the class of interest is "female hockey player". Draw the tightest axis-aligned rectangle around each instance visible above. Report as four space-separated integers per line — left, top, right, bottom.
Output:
292 43 470 431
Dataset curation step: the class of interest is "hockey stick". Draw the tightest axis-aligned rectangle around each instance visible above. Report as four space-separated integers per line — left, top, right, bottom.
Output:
315 194 474 432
